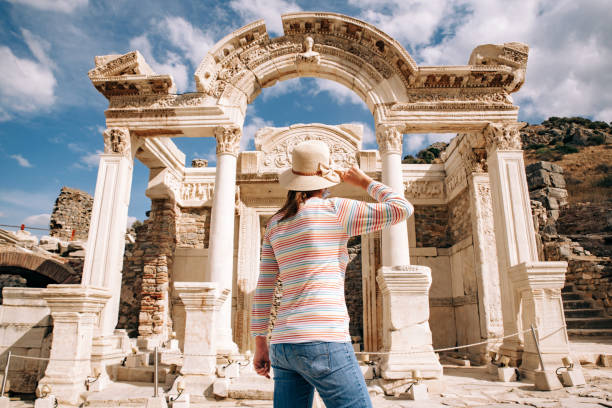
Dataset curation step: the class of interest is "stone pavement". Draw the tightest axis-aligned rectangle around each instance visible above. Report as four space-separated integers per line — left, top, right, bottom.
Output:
5 365 611 407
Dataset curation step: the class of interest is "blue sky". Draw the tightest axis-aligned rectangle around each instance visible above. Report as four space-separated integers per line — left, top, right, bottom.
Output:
1 0 610 234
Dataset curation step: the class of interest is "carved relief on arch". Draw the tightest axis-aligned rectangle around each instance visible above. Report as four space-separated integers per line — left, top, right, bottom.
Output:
255 124 361 172
103 127 131 157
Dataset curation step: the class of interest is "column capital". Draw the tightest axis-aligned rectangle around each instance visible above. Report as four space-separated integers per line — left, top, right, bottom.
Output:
103 127 131 157
214 125 241 157
376 124 402 155
483 122 526 151
174 282 229 311
457 135 488 173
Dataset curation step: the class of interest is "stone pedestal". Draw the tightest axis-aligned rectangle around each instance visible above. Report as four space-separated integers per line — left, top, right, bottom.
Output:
208 126 240 354
508 261 573 376
376 265 442 379
174 282 229 395
37 285 110 406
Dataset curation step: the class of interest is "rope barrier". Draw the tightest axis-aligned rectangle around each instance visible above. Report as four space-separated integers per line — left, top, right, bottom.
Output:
1 325 566 363
0 224 50 231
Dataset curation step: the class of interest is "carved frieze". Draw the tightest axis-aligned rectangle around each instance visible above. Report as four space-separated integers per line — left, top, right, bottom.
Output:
103 127 131 157
445 169 467 197
457 137 488 173
191 159 208 168
404 180 445 199
108 93 209 109
180 183 214 203
484 122 525 151
376 125 402 155
392 90 515 111
214 126 242 157
262 134 357 170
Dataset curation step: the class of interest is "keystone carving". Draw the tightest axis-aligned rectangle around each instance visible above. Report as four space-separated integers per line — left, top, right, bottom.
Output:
376 125 402 155
103 127 131 157
296 36 320 64
214 126 241 157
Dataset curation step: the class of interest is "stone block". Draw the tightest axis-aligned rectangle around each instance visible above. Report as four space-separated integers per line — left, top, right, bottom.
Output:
213 378 230 398
550 172 566 188
170 392 189 408
0 396 9 408
145 396 168 408
534 370 563 391
560 369 586 387
497 367 517 382
407 383 428 400
598 354 612 367
360 364 374 380
34 396 56 408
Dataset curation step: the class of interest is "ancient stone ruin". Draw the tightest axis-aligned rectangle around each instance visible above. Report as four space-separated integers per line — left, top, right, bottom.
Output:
0 12 594 405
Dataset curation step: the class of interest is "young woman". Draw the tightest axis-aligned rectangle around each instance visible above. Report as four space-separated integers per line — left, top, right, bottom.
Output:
251 140 413 408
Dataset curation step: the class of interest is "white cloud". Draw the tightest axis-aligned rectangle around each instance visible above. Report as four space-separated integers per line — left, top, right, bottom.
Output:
0 190 55 210
10 154 33 168
129 35 189 92
347 121 376 147
158 16 215 66
403 133 455 155
21 29 56 70
126 216 137 229
7 0 87 13
23 213 50 228
242 115 274 150
404 134 426 154
229 0 301 35
349 0 458 47
0 211 5 217
67 143 85 153
309 79 366 107
0 45 56 115
261 78 303 101
78 150 102 169
409 0 612 122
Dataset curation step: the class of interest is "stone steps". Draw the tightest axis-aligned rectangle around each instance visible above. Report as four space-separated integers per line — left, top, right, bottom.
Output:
564 308 606 318
566 317 612 329
568 328 612 337
564 299 595 309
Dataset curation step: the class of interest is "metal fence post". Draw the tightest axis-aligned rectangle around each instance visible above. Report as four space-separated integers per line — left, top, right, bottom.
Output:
153 346 158 397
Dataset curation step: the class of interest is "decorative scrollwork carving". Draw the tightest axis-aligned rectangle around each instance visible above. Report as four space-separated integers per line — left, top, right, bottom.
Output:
376 125 402 155
484 122 525 151
214 126 242 157
404 180 445 199
262 134 357 170
103 127 131 157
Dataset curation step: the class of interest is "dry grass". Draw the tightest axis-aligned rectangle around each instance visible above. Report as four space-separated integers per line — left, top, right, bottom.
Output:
524 144 612 204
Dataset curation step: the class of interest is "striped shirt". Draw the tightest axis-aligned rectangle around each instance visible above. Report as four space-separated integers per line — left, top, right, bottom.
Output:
251 181 413 343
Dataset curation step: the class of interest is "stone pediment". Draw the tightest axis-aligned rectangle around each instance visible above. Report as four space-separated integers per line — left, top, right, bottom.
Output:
88 51 175 99
253 123 362 172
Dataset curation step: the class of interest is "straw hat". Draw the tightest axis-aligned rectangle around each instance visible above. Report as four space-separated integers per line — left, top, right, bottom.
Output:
278 140 342 191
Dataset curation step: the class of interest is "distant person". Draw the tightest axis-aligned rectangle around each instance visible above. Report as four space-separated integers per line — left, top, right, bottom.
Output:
251 140 413 408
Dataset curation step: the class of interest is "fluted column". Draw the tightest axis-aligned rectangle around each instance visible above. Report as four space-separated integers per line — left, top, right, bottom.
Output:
376 125 410 266
208 125 241 354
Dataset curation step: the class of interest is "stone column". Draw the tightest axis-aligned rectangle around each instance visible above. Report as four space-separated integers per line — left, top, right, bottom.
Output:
174 282 229 393
208 126 241 354
377 266 442 379
375 125 410 267
484 122 569 366
37 285 110 406
460 142 504 356
508 261 572 376
82 128 134 337
235 206 261 353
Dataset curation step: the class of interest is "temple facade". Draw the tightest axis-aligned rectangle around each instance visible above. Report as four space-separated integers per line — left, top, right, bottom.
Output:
3 12 576 404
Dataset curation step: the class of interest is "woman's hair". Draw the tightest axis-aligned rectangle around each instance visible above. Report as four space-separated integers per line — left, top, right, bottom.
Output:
275 189 322 221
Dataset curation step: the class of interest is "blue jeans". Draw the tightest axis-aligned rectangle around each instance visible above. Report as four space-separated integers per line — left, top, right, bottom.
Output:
269 342 372 408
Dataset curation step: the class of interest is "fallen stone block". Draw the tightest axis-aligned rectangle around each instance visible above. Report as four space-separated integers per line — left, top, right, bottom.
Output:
497 366 517 382
534 370 563 391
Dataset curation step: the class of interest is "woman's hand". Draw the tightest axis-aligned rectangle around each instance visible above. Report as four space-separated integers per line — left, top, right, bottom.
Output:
341 165 373 190
254 336 271 378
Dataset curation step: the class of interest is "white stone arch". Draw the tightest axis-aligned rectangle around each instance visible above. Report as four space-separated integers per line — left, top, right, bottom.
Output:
194 12 419 126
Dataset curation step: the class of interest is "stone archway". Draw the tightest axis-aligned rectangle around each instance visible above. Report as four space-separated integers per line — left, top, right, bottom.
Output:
0 251 79 285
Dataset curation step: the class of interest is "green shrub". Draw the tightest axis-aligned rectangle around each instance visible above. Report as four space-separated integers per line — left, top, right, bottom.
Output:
587 134 606 145
555 144 579 154
535 147 561 161
418 150 435 163
526 143 546 150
